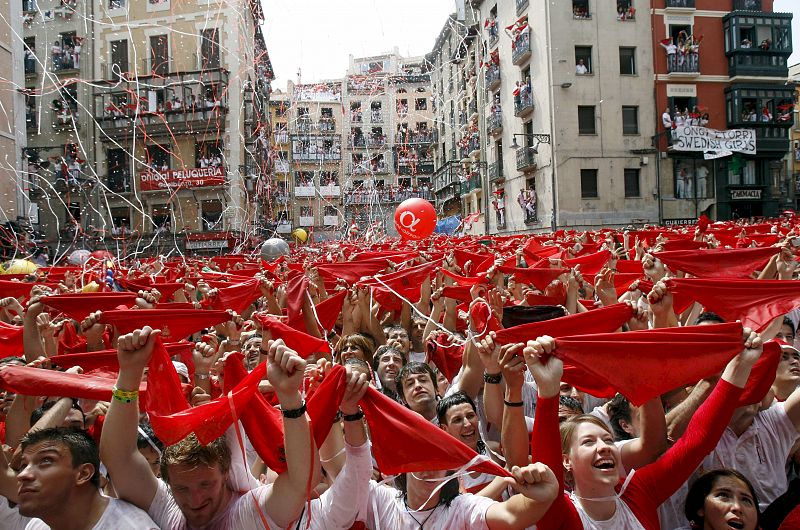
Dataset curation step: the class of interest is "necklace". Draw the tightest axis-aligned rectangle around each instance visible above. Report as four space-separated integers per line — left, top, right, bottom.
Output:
404 499 439 529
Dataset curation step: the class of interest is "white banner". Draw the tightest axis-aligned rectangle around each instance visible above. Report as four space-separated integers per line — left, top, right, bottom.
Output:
672 126 756 155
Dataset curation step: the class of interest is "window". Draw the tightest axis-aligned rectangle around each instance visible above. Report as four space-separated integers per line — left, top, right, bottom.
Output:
110 39 128 80
624 169 640 197
149 35 169 76
23 37 36 75
578 106 596 134
415 98 427 111
151 205 172 231
145 144 170 170
619 47 636 75
300 206 313 217
616 0 634 20
200 29 220 69
196 141 223 167
108 0 126 8
201 200 223 231
622 106 639 134
107 148 129 192
581 169 598 198
110 207 130 230
572 0 590 19
674 159 715 198
575 46 592 74
68 202 82 223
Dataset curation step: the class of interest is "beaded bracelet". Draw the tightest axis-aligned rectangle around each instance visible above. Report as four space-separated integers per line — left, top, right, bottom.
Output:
112 387 139 404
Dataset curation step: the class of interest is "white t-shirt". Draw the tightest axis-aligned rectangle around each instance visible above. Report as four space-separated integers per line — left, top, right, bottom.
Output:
361 481 497 530
148 480 280 530
0 496 158 530
702 402 800 509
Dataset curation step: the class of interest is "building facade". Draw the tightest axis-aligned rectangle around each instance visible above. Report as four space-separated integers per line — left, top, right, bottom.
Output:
653 0 794 223
0 0 28 248
286 80 344 241
791 63 800 211
18 0 273 257
455 0 660 234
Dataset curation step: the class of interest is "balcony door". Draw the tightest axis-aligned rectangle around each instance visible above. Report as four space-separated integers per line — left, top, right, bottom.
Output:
150 35 169 76
110 39 128 80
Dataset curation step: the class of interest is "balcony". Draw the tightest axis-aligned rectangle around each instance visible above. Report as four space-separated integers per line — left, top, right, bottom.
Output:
667 53 701 75
488 27 499 49
318 119 336 133
106 173 131 193
469 99 478 119
270 192 290 204
396 131 437 145
323 215 339 226
516 0 529 15
367 135 387 148
294 185 315 197
320 185 341 197
512 29 531 65
664 0 694 7
516 146 537 172
293 148 341 162
723 12 792 77
344 188 435 205
514 89 534 117
94 68 230 141
488 161 504 182
485 64 501 91
351 112 363 123
275 160 290 174
276 222 292 234
370 112 383 124
274 131 289 144
725 85 793 153
350 162 388 175
351 136 366 148
732 0 761 10
298 215 314 226
52 109 79 132
727 50 792 78
460 173 482 195
468 136 481 157
487 112 503 136
52 55 80 75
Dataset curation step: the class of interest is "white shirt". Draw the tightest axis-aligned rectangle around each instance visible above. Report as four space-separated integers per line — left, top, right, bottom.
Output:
702 402 799 509
361 481 498 530
662 112 673 129
0 497 158 530
576 64 588 75
148 480 280 530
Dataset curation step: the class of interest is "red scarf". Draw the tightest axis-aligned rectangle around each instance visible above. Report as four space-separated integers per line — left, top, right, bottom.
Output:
554 323 744 405
666 278 800 331
253 314 329 358
41 292 138 321
361 386 510 477
101 309 230 341
655 246 778 278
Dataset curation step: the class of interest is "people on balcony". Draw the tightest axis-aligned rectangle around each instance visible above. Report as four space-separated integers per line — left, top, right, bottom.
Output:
616 2 635 20
517 188 537 223
484 17 498 40
759 38 772 51
575 59 589 75
741 38 753 48
572 3 590 19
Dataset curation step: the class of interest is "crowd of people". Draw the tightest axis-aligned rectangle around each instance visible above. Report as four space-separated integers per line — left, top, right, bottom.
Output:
1 216 800 529
103 93 223 119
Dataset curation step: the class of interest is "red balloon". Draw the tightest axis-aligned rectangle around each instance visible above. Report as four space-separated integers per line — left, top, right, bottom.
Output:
394 198 437 241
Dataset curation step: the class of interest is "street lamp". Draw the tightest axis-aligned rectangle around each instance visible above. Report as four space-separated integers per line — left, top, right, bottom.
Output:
510 133 552 152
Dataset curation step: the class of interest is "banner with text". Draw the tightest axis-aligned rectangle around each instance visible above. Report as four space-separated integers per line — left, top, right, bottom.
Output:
672 126 756 155
140 166 226 192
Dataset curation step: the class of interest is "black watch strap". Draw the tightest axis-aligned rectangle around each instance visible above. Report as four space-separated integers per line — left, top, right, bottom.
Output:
281 401 307 419
342 409 365 422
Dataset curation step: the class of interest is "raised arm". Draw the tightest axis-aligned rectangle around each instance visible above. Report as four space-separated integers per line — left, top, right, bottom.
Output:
619 397 667 471
485 463 559 529
99 326 161 511
499 343 529 470
636 329 763 506
262 340 317 529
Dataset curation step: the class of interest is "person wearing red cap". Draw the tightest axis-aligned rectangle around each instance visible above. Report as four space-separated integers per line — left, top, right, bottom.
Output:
100 326 316 529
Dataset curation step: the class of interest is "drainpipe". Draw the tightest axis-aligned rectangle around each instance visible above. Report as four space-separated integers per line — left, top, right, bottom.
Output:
544 0 557 231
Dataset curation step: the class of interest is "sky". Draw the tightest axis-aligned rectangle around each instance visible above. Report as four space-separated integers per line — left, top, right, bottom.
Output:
262 0 800 90
261 0 458 90
774 0 800 68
